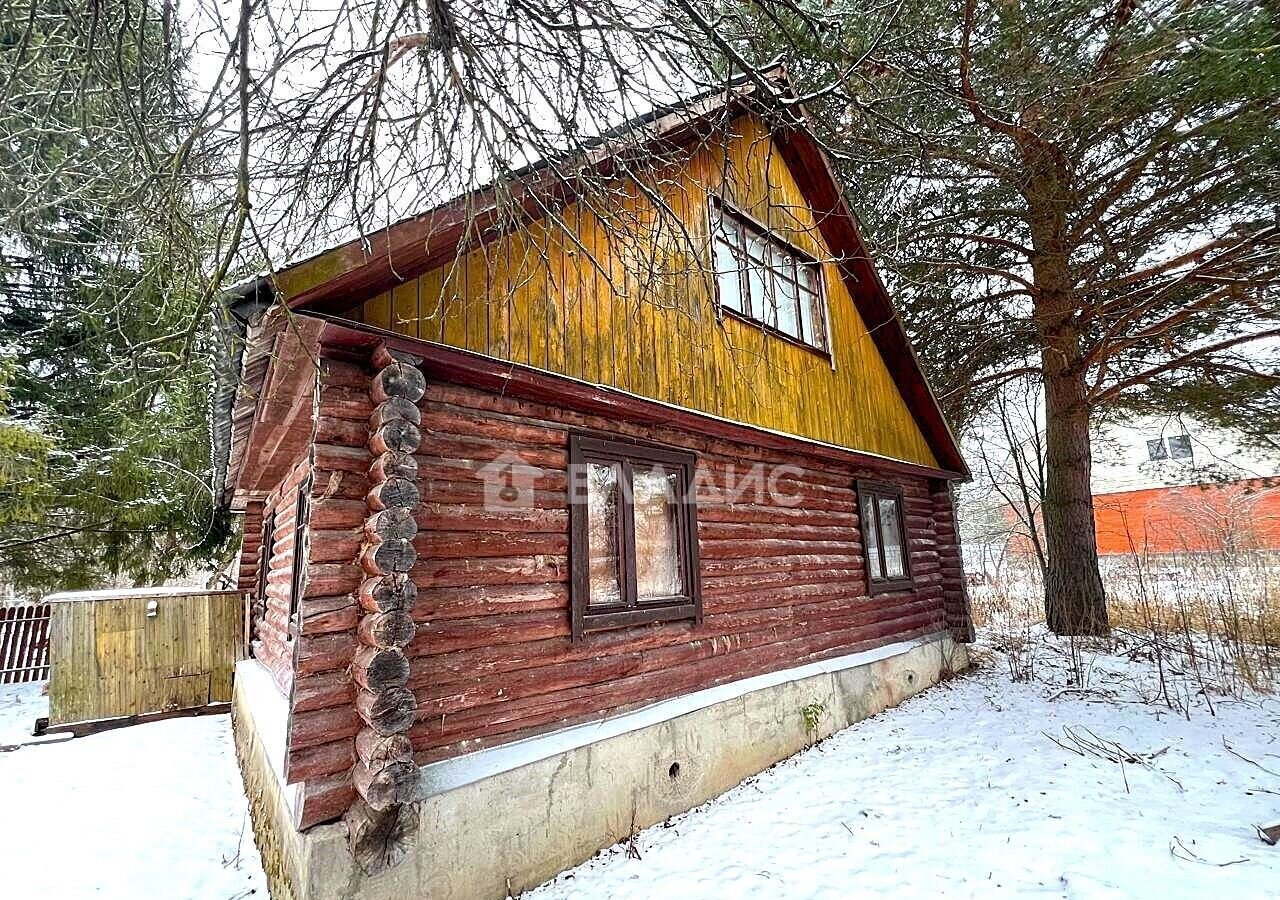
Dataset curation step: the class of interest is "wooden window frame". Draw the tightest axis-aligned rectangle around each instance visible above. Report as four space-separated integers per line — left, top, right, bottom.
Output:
856 479 913 595
708 196 830 357
252 508 276 644
569 433 702 639
287 475 312 643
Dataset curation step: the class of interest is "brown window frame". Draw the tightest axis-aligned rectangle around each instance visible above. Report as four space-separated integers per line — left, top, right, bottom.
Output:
708 196 830 355
252 508 277 644
857 479 913 595
287 474 312 643
569 433 702 639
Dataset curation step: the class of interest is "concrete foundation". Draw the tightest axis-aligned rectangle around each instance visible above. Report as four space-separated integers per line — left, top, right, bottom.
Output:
233 632 967 900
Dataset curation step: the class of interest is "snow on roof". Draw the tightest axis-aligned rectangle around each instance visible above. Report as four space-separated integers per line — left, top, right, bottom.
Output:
43 585 240 604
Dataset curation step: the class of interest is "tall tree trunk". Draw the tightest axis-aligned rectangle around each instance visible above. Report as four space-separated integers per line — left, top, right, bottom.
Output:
1022 151 1110 636
1039 341 1109 635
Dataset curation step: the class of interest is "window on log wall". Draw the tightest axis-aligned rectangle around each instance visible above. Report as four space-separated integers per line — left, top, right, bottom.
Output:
288 474 313 643
857 480 912 594
569 434 701 638
253 508 276 645
709 197 829 353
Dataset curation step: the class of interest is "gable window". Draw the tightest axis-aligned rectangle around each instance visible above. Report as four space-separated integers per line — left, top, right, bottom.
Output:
569 434 701 638
710 199 828 352
1147 434 1193 462
857 480 912 594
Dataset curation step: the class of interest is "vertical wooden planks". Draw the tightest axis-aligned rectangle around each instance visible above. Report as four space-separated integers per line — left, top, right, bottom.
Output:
347 112 941 469
46 590 246 727
391 281 419 338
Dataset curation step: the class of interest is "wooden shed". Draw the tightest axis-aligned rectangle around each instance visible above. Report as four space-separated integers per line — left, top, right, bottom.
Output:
220 69 972 900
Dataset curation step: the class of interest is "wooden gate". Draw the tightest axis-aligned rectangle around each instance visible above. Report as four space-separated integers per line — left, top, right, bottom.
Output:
0 604 52 684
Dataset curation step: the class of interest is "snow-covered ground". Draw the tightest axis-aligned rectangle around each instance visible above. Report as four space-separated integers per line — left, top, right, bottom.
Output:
530 637 1280 900
1 632 1276 899
0 686 266 900
0 680 48 745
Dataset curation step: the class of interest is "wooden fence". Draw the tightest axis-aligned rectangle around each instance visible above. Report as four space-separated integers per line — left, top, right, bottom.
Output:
0 604 52 684
46 589 246 727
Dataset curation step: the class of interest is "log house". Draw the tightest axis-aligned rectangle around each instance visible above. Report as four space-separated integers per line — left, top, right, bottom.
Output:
221 69 973 900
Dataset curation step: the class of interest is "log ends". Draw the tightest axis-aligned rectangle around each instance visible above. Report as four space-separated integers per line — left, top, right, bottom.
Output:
346 343 424 866
357 610 417 650
353 758 419 811
345 798 420 875
364 507 417 544
369 419 422 457
367 477 420 513
372 363 427 406
352 645 410 691
359 538 417 576
358 574 417 614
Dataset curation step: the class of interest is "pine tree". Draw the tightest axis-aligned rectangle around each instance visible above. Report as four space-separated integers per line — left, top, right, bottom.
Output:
0 1 232 595
726 0 1280 634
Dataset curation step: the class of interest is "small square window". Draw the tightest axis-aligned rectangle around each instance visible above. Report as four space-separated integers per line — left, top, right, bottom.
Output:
1147 439 1168 462
857 480 913 594
1166 434 1193 460
570 435 701 638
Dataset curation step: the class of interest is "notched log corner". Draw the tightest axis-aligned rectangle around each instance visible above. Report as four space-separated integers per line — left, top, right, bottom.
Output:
346 799 421 875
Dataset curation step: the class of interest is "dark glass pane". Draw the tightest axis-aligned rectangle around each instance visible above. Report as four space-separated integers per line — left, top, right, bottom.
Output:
879 496 905 579
1147 438 1168 461
585 462 623 607
1167 435 1193 460
861 492 883 580
632 467 684 602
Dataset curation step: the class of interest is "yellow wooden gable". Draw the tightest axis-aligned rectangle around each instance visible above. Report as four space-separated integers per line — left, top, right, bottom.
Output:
344 114 938 469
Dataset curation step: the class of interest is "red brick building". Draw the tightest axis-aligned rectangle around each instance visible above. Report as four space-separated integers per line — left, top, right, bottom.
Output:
1093 478 1280 555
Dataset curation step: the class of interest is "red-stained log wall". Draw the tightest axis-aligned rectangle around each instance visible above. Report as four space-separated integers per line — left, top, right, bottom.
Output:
248 461 311 694
240 349 972 829
403 381 969 763
237 500 265 593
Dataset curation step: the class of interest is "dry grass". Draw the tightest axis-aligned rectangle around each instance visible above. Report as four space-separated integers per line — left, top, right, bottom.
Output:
970 549 1279 709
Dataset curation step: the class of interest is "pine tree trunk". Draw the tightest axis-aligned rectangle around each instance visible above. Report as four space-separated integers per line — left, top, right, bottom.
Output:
1040 352 1109 636
1021 152 1110 637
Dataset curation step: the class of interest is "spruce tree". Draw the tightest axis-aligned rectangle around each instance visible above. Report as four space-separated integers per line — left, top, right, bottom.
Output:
0 1 231 595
